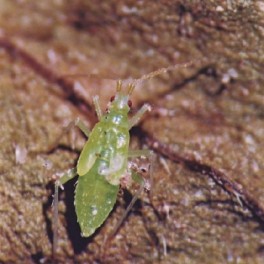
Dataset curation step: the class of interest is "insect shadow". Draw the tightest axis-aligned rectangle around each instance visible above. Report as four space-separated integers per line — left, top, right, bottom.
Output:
43 179 92 254
43 181 55 247
122 188 143 216
64 177 92 253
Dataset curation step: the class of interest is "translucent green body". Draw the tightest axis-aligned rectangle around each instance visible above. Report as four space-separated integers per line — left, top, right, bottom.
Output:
75 158 119 236
75 93 131 237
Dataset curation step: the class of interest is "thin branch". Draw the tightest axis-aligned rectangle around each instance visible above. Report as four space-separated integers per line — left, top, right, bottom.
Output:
0 37 95 122
143 131 264 226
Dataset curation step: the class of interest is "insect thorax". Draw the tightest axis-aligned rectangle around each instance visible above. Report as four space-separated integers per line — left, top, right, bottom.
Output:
99 118 130 182
103 112 129 127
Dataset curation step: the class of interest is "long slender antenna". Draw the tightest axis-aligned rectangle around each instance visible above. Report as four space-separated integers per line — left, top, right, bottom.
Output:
127 83 135 95
132 60 199 87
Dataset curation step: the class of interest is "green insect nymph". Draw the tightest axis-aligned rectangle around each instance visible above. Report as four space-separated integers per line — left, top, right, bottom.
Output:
53 80 151 251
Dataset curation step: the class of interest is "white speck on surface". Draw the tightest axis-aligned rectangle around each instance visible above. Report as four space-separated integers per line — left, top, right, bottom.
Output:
74 81 90 102
244 134 255 145
216 6 224 12
121 5 138 14
91 205 98 216
92 208 98 215
153 142 159 148
194 190 204 199
47 49 57 64
226 250 234 262
180 196 190 206
42 158 53 170
161 235 167 256
227 68 238 79
152 34 158 43
15 144 28 164
251 160 259 173
159 157 171 175
257 1 264 12
145 48 154 56
54 104 72 120
222 73 230 84
163 203 170 220
222 68 238 84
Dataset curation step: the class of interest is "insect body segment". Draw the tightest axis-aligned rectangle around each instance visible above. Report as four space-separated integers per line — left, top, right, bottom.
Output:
75 150 119 237
77 83 132 185
54 80 151 244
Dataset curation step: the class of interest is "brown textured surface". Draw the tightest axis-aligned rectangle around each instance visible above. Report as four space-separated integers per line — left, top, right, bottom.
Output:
0 0 263 263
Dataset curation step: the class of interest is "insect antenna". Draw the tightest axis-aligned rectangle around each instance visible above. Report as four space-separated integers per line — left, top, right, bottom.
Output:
116 80 122 92
127 83 135 95
131 60 198 87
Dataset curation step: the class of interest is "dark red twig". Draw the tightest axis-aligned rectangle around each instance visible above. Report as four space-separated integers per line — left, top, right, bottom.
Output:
0 37 94 120
144 131 264 225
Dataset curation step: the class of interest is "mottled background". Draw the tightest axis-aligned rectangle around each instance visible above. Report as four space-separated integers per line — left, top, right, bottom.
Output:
0 0 263 263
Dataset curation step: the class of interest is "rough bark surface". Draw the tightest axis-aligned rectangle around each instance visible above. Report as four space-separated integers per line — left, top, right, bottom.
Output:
0 0 263 263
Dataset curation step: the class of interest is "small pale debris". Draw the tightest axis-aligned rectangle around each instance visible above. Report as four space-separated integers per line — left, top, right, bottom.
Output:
227 68 238 79
15 144 28 164
222 68 238 84
74 81 90 101
159 157 171 175
121 5 138 14
47 49 57 64
216 6 224 12
42 158 53 170
257 1 264 12
161 235 168 256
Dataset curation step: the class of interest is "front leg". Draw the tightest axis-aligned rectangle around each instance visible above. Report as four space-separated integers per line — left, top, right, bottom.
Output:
128 149 152 158
43 118 90 153
128 104 151 129
75 118 90 138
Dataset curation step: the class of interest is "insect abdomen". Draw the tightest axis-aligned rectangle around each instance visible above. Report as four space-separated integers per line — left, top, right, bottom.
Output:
75 159 119 237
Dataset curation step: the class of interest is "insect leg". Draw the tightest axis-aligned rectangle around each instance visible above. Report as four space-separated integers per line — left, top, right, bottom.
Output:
128 149 152 158
129 149 154 196
107 150 154 241
44 118 90 153
60 118 90 138
107 170 145 241
53 167 77 256
128 149 154 203
75 118 90 138
128 104 151 129
93 95 102 120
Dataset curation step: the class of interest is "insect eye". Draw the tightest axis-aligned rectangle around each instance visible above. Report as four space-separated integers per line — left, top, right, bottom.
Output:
110 96 115 102
128 100 132 108
141 168 147 173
